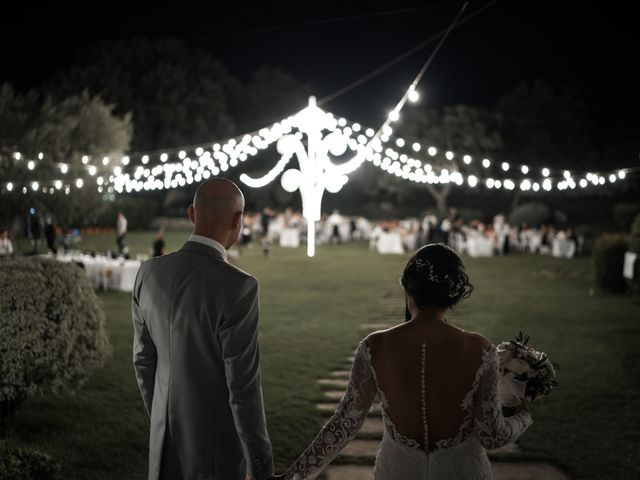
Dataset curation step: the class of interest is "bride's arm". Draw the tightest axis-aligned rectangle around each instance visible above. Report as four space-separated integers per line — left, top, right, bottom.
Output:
283 339 377 480
474 348 533 450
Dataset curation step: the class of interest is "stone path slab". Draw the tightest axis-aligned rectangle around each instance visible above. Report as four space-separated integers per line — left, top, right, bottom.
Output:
493 462 569 480
323 390 347 400
341 439 380 457
324 465 372 480
317 378 348 389
323 462 569 480
358 417 383 435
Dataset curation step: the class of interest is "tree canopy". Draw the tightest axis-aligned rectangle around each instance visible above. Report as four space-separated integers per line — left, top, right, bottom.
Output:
0 85 132 227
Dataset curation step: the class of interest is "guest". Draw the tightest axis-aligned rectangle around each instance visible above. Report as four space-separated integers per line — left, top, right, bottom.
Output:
152 229 165 257
260 207 274 238
27 209 42 254
44 215 58 254
116 211 128 255
240 213 254 247
0 229 13 256
567 228 579 252
328 209 343 244
349 217 358 241
61 224 72 254
262 236 271 257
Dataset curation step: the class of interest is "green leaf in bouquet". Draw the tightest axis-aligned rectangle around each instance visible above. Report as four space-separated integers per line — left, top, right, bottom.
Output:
515 331 530 346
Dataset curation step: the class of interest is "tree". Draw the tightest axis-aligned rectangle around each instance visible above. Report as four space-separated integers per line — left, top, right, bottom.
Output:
44 39 313 215
497 80 595 171
0 84 39 228
0 85 132 228
395 104 503 215
48 38 241 151
495 80 597 211
242 66 312 129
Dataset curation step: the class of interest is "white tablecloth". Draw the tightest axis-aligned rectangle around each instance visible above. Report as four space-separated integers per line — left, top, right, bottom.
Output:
376 231 404 254
624 251 637 280
466 237 494 257
53 253 141 292
279 228 301 248
552 238 576 259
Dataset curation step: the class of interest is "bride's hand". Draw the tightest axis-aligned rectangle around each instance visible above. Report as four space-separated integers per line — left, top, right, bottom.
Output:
513 399 529 414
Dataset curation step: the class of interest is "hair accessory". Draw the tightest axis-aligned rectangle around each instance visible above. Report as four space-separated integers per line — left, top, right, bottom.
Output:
412 258 466 299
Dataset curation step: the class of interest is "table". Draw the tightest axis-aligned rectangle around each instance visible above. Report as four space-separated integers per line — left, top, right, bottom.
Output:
552 238 576 258
52 253 141 292
279 228 301 248
466 236 494 257
376 231 404 254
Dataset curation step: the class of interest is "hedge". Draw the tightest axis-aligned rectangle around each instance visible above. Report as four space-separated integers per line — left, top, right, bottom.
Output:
592 233 629 293
0 257 111 424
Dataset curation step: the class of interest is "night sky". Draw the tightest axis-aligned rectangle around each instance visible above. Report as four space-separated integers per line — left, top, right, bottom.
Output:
2 1 638 146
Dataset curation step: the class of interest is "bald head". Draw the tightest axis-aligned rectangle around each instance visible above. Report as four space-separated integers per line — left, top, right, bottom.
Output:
189 179 245 248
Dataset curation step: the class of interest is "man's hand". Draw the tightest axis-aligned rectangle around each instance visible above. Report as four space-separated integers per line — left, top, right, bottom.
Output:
513 399 529 414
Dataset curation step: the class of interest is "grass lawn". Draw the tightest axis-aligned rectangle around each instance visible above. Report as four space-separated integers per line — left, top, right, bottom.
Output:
4 231 640 479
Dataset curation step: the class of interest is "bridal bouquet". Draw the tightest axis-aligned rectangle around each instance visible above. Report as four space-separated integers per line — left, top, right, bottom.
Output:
496 332 559 407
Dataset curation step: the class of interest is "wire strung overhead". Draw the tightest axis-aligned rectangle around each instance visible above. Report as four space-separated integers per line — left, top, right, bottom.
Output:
1 0 636 196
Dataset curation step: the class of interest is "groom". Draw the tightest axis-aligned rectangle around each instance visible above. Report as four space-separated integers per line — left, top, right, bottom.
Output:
133 179 274 480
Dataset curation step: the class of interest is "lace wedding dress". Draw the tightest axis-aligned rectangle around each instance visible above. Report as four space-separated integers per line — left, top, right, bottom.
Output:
283 337 532 479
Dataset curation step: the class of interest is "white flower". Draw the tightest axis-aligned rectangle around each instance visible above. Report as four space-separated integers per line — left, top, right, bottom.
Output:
496 346 512 369
507 358 530 375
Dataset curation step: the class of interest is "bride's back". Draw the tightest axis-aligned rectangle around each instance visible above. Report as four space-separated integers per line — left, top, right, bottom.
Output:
370 321 488 451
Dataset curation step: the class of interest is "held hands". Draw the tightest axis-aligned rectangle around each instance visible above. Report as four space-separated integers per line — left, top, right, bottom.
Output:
513 399 529 414
503 399 529 417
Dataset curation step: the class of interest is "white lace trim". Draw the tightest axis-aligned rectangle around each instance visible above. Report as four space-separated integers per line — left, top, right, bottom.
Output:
284 338 532 479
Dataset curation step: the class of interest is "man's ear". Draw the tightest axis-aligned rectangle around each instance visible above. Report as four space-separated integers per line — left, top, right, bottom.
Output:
188 205 195 225
231 211 243 229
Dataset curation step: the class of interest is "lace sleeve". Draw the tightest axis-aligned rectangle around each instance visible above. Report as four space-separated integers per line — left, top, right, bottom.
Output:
474 347 533 450
284 339 377 480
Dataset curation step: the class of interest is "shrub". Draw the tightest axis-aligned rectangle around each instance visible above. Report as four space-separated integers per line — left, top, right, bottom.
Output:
0 444 62 480
0 257 110 425
628 214 640 296
613 202 640 231
592 234 629 293
629 213 640 254
509 202 551 227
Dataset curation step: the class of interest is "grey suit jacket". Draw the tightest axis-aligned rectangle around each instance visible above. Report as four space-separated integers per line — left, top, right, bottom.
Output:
132 241 273 480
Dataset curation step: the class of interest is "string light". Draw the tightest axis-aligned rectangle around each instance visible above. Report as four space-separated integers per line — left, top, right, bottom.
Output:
2 101 635 195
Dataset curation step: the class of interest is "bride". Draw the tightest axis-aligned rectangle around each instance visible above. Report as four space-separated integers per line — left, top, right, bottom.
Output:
276 243 532 479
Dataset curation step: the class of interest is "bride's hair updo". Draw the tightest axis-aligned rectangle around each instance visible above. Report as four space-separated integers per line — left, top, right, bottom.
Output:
400 243 473 309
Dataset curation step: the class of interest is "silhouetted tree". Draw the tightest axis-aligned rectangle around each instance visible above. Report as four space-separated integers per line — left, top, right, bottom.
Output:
0 84 132 227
